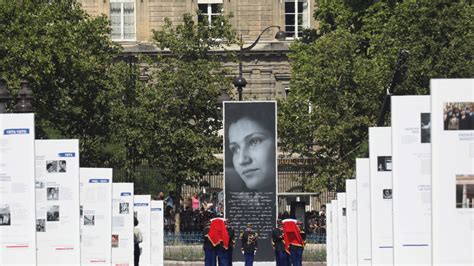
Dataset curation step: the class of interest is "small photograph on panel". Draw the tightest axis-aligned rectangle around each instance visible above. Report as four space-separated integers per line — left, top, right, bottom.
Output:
112 234 119 248
47 187 59 200
420 113 431 143
119 202 129 214
444 102 474 130
342 208 347 216
84 215 95 226
36 219 46 232
455 175 474 208
35 181 44 189
58 160 67 173
377 156 392 171
46 160 58 173
47 205 60 222
0 205 11 226
383 189 392 199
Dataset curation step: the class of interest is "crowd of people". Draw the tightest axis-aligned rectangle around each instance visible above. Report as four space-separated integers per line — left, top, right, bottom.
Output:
158 190 327 240
444 103 474 130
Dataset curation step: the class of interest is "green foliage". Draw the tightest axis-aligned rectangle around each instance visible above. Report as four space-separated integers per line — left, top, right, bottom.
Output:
113 13 236 198
280 0 473 191
0 0 123 166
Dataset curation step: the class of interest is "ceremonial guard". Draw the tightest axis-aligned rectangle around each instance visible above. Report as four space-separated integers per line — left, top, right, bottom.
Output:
282 219 305 266
272 220 289 266
240 223 258 266
208 217 230 266
226 220 235 265
203 220 217 266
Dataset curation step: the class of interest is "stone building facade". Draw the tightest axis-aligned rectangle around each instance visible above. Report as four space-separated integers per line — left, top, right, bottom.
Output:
78 0 331 211
78 0 317 100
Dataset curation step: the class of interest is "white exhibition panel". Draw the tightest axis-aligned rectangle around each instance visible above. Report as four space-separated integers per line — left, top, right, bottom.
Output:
391 96 431 265
337 193 347 266
80 168 113 265
35 139 80 265
345 179 357 266
151 200 165 266
112 183 134 266
0 114 36 265
331 199 339 266
326 203 333 266
368 127 393 265
355 158 371 265
431 79 474 265
134 195 151 266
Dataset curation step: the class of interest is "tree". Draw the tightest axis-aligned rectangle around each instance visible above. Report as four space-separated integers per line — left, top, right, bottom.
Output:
124 13 236 232
0 0 124 166
279 1 473 192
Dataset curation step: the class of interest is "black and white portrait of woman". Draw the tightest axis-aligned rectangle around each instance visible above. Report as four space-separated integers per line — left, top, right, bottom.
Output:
224 102 276 192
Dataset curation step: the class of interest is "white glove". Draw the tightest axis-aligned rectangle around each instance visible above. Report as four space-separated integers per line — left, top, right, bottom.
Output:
242 251 244 255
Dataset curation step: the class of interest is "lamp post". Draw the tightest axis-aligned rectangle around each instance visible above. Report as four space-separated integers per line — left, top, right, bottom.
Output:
13 79 34 113
233 26 287 101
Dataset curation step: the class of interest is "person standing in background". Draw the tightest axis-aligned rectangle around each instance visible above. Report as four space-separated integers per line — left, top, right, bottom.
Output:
192 193 200 211
134 216 143 266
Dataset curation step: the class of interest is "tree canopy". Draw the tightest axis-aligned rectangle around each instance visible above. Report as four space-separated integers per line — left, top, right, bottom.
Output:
279 0 473 191
0 0 123 166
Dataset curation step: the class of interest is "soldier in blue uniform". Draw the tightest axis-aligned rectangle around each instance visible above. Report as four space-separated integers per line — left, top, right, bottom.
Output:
272 221 289 266
203 221 217 266
226 220 235 266
240 223 258 266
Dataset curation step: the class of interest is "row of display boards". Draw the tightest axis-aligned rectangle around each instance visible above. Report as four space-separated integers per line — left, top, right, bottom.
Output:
326 79 474 266
0 115 165 265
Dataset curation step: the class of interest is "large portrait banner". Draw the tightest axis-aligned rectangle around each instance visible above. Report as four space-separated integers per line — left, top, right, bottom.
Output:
224 101 277 262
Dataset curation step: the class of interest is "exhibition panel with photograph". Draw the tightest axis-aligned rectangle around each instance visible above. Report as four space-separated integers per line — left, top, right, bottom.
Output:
35 139 80 265
431 79 474 265
369 127 393 265
151 200 164 266
326 203 333 266
0 114 36 265
112 183 134 266
80 168 113 265
223 101 277 262
331 200 339 266
134 195 152 266
337 193 348 266
355 158 372 265
391 96 432 265
345 179 357 265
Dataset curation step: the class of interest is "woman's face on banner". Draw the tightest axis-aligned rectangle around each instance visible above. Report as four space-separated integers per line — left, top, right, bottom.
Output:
228 117 275 190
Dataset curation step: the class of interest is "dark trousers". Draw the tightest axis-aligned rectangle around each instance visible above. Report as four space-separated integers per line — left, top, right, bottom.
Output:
216 248 229 266
290 248 303 266
205 247 217 266
276 250 290 266
244 252 254 266
134 243 140 266
227 246 233 266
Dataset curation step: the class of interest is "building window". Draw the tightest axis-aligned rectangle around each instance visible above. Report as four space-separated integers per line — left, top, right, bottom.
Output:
198 3 222 25
284 0 309 38
110 0 135 41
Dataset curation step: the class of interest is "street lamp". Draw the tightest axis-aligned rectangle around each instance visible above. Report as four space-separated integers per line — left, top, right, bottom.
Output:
0 78 12 113
13 79 34 113
233 26 287 101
